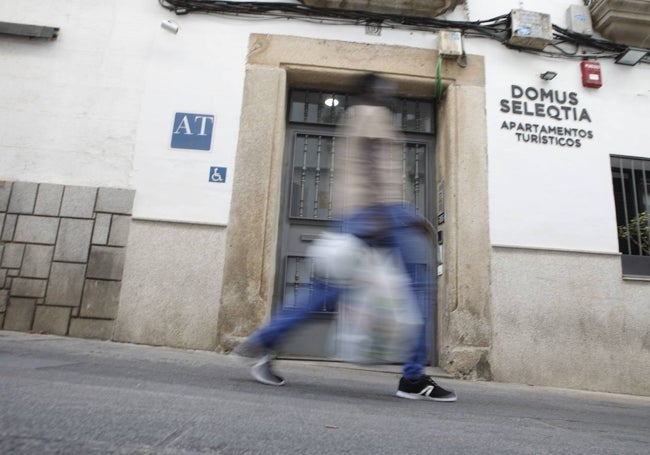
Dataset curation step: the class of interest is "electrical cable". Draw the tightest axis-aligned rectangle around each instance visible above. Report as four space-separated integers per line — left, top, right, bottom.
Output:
158 0 650 64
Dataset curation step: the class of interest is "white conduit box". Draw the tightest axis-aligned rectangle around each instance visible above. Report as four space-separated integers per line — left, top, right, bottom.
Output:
566 4 594 36
438 30 464 56
508 9 553 50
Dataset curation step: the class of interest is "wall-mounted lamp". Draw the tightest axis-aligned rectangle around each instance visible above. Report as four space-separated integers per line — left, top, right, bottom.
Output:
540 71 558 81
615 48 647 66
324 98 339 107
161 20 179 34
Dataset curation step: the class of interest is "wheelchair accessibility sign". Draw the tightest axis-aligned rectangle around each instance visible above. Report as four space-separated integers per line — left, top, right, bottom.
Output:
209 167 227 183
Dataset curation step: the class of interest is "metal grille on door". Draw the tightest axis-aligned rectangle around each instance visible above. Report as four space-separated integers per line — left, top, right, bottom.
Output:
280 89 435 312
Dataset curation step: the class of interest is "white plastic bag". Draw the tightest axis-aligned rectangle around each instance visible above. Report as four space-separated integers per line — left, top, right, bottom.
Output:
332 248 423 364
306 232 368 286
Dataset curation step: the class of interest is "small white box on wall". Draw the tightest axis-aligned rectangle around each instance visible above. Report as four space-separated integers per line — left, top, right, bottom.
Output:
508 9 553 50
438 30 463 57
566 5 593 36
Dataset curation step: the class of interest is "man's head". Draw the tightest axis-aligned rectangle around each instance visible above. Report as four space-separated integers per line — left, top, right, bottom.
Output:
357 73 396 107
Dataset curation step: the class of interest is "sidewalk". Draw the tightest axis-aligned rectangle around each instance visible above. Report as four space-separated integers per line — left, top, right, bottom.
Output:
1 330 649 455
0 329 453 377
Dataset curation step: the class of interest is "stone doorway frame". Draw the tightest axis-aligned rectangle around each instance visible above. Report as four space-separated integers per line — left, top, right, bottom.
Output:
216 34 491 377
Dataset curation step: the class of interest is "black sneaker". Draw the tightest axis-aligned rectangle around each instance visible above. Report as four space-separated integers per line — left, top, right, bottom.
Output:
396 376 457 402
251 354 285 386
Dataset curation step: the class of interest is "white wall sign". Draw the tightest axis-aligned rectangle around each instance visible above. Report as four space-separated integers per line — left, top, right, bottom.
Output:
171 112 215 151
499 85 595 148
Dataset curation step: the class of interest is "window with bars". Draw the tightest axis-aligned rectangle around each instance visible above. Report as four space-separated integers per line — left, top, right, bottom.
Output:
611 155 650 277
288 134 428 220
288 89 434 133
287 89 434 222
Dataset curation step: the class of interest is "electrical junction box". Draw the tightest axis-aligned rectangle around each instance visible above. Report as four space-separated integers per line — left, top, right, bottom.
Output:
438 30 463 57
581 61 602 88
508 9 553 50
566 5 593 36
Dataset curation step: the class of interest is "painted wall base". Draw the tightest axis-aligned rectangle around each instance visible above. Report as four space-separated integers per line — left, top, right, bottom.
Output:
491 246 650 397
113 220 226 351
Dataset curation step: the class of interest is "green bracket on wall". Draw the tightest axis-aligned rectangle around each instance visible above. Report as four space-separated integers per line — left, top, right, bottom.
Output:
435 53 443 100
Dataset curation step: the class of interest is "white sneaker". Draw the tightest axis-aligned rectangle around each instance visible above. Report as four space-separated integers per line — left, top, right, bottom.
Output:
251 355 285 386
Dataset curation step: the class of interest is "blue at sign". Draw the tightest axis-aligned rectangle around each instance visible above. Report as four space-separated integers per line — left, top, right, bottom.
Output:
171 113 214 151
209 167 227 183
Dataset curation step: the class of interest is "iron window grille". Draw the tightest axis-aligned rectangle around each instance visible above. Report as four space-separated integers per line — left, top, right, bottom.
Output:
611 155 650 277
288 89 435 133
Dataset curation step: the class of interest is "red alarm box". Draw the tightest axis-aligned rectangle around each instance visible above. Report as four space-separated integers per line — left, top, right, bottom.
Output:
581 61 602 88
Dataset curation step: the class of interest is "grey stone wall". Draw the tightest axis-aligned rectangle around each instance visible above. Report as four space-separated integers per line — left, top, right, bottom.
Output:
0 181 134 339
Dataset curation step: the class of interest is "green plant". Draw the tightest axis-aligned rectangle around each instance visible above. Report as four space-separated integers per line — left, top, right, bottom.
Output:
618 211 650 256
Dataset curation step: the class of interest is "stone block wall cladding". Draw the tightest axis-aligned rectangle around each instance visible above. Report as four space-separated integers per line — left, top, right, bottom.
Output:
0 181 135 339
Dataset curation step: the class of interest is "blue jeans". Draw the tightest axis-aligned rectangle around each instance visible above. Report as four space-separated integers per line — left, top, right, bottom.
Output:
250 204 434 380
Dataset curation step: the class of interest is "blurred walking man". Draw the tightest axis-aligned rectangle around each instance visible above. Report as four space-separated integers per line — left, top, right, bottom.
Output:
232 73 457 402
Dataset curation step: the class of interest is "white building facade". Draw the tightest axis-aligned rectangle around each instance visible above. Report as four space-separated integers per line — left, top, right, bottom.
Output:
1 0 649 396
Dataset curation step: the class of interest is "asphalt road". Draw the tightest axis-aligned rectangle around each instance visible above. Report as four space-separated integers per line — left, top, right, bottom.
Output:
0 330 648 454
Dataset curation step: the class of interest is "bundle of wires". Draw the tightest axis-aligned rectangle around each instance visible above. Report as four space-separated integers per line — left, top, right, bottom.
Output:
158 0 649 64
